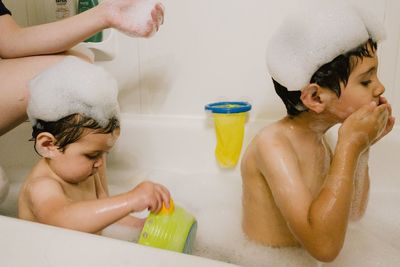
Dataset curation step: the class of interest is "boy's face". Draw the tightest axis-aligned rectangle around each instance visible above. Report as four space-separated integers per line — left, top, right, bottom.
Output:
327 48 385 121
50 129 120 184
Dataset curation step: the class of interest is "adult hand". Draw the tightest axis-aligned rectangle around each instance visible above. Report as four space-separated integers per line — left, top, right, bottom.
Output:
101 0 164 37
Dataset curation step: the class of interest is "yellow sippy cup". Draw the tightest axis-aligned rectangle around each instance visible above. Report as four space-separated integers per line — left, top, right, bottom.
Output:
205 101 252 168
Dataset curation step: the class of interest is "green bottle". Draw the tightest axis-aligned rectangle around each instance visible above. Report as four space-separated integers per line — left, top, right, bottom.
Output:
78 0 103 42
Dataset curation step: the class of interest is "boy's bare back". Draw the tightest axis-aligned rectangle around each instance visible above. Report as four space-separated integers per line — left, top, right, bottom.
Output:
241 118 331 246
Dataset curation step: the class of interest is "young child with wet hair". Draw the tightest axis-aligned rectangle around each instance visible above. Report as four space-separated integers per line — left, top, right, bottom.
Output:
241 1 395 262
18 56 171 240
0 0 165 205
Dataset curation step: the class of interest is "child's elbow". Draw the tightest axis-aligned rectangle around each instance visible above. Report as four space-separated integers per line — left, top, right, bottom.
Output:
312 249 339 262
0 45 12 59
309 242 342 262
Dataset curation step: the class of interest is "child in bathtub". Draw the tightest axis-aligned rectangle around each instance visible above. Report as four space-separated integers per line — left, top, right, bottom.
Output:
0 0 164 205
18 56 171 240
241 2 395 262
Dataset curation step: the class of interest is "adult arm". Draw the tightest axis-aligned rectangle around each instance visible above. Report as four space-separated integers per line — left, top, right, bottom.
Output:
0 0 164 58
0 9 108 58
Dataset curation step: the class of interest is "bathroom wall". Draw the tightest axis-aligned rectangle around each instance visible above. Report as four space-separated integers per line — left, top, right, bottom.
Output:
4 0 399 120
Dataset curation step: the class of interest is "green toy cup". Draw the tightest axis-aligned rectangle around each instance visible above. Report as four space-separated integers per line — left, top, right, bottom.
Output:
138 203 197 254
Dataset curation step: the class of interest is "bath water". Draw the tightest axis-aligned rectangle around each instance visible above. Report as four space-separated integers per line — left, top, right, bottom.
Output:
106 168 400 267
1 167 399 266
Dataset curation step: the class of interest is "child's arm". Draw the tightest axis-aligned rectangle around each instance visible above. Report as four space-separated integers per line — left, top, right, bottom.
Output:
94 160 146 228
114 214 146 228
95 156 110 198
350 150 370 220
350 97 395 220
25 178 170 234
0 0 164 58
256 102 388 262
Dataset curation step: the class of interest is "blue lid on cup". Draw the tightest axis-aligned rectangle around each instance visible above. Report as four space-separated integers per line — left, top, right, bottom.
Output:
205 102 252 114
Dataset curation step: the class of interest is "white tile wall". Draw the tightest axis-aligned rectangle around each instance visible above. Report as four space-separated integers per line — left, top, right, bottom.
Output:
4 0 400 119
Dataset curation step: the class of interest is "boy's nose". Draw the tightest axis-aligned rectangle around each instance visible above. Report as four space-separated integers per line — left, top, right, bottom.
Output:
374 80 385 96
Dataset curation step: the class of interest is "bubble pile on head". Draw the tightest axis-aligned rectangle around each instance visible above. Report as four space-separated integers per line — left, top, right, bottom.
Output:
27 56 120 128
266 0 386 91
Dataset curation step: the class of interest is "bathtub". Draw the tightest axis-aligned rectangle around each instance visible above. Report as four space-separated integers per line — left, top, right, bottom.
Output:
0 114 399 267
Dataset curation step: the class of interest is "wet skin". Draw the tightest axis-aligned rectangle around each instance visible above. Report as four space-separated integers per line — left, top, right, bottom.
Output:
19 128 170 234
241 48 395 262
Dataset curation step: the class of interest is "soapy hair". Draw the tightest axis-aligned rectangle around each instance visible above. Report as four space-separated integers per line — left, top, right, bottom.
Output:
31 113 120 153
273 39 377 116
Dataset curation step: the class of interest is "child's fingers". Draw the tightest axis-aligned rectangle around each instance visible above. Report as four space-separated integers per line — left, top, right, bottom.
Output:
352 101 376 118
155 192 163 212
379 96 392 115
387 116 395 132
375 103 389 118
358 101 377 114
376 105 389 123
379 96 387 105
387 102 392 117
149 195 162 213
155 184 171 208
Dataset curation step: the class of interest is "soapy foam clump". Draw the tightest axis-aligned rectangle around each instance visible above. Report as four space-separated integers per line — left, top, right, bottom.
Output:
266 1 386 91
27 56 119 128
122 0 158 37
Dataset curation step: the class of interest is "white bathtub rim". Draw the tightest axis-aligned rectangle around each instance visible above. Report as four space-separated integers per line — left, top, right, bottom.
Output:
0 215 238 267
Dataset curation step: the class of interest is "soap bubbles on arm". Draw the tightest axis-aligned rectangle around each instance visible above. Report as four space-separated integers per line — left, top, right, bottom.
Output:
101 0 164 38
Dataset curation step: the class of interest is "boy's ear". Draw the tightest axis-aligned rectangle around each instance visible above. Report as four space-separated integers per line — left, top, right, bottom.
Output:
300 84 327 113
35 133 59 158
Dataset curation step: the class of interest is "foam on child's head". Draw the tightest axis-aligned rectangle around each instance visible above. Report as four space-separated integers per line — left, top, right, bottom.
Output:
27 56 119 128
266 1 386 91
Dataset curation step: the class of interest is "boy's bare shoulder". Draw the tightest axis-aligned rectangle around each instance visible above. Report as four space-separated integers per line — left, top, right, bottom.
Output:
242 119 298 180
254 120 293 149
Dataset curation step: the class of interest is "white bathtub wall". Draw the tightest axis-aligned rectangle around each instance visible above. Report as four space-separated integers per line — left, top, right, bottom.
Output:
127 0 399 119
4 0 399 119
107 0 400 119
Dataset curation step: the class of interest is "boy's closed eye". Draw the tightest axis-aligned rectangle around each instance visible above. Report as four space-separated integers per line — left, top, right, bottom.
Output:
361 80 372 86
85 152 103 160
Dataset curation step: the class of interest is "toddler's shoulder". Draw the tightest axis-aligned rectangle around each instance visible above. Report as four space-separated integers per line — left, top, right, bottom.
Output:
24 175 64 197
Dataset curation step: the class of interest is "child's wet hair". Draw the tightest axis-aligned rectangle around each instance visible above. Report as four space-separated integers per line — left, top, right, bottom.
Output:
274 39 377 116
31 113 120 152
